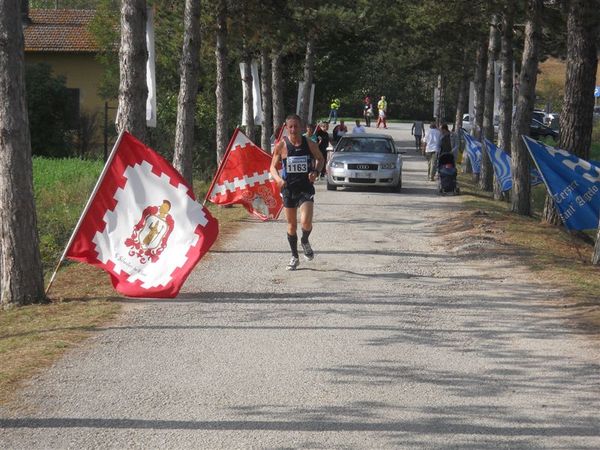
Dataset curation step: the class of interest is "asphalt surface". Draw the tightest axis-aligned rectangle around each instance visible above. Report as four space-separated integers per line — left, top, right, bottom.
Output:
1 122 599 449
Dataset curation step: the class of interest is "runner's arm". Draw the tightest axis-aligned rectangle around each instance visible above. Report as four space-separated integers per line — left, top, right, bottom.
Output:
307 139 324 181
270 141 285 188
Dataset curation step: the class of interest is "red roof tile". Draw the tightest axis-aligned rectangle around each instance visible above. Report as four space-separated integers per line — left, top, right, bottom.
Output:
24 9 98 53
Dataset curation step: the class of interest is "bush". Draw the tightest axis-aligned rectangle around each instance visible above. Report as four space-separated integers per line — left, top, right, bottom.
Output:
25 63 73 157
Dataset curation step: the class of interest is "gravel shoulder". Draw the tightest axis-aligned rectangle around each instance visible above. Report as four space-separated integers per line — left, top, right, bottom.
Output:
1 123 599 449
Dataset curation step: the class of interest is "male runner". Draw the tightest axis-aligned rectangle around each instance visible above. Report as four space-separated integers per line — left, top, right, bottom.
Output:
270 114 324 270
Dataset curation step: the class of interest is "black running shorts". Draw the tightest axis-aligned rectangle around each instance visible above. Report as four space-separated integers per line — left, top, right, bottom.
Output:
281 184 315 208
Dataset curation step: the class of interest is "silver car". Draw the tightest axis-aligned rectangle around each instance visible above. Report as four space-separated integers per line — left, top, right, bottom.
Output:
326 133 403 191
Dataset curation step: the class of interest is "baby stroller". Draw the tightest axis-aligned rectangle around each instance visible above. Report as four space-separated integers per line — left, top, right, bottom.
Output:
438 152 459 195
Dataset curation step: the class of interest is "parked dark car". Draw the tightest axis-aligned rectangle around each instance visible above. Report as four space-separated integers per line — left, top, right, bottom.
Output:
530 118 559 141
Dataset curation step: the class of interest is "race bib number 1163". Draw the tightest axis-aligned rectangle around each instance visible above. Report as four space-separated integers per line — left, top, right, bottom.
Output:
286 155 309 173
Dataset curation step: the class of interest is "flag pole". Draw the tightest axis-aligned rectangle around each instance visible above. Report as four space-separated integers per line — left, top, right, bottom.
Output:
44 129 127 297
203 128 239 206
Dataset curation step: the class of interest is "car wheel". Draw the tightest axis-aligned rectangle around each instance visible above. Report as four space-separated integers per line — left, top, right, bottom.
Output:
392 177 402 193
327 181 337 191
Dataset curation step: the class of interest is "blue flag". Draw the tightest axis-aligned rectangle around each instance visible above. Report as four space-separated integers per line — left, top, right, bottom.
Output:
461 130 482 174
523 136 600 230
483 138 544 192
483 139 512 191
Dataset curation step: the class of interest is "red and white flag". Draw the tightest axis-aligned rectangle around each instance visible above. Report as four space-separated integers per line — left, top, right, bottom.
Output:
206 128 283 221
66 131 219 298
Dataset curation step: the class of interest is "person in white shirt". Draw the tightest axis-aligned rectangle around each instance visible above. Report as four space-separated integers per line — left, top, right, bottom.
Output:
423 122 441 181
352 119 366 133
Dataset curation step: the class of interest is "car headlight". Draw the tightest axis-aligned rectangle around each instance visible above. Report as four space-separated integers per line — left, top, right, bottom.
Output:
330 161 344 168
380 162 396 169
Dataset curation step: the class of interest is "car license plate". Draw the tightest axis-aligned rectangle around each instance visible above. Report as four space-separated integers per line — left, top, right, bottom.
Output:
354 171 372 178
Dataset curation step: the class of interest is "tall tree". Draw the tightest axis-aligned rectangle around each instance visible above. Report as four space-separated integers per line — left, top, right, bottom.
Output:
543 0 600 229
0 0 46 307
271 49 284 132
494 4 515 201
173 0 202 186
480 15 500 192
497 3 515 155
299 37 315 125
510 0 543 216
472 38 488 141
241 48 255 140
116 0 147 141
454 50 470 136
260 46 273 152
214 0 229 164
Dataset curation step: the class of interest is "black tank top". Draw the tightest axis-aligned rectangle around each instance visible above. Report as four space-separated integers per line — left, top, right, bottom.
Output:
282 136 312 188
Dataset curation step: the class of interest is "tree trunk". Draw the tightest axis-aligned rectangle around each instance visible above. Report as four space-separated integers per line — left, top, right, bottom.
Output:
480 15 500 192
454 50 469 135
495 6 515 202
214 0 229 164
497 4 515 155
594 223 600 264
435 74 444 125
271 49 285 133
173 0 201 187
260 47 273 152
454 52 469 173
0 0 46 308
116 0 147 141
472 38 488 141
299 38 315 125
544 0 599 233
510 0 543 216
241 50 255 141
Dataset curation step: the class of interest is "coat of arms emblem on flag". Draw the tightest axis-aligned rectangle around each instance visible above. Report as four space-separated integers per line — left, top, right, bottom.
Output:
206 128 283 221
124 200 175 264
65 131 219 298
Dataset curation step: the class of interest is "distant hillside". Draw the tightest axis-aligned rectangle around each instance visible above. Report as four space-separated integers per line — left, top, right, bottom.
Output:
536 57 600 111
538 57 600 86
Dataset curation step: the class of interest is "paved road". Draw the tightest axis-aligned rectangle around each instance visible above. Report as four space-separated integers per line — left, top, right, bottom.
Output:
1 123 599 448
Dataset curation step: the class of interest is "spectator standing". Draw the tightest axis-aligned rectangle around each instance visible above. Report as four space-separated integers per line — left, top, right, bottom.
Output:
363 95 373 127
332 120 348 143
411 120 425 152
316 122 330 176
423 122 441 181
304 123 318 144
376 96 388 129
353 119 366 133
439 123 452 155
328 98 341 124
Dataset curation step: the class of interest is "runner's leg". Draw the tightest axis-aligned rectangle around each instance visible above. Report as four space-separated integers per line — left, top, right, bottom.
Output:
285 207 299 258
299 201 314 260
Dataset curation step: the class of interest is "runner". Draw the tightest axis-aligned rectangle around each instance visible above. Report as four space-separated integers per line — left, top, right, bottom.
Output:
270 114 325 270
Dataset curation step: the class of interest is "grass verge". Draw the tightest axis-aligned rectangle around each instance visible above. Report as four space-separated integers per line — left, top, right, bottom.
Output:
0 299 120 404
1 165 248 405
453 173 600 332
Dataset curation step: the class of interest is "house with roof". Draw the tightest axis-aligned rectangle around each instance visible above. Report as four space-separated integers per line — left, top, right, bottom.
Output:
24 7 114 154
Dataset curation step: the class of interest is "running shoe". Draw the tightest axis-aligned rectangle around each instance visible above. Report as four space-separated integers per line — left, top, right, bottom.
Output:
286 256 300 271
301 241 314 261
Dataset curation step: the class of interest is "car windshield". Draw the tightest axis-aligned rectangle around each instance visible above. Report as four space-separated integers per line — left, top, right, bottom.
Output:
337 138 394 154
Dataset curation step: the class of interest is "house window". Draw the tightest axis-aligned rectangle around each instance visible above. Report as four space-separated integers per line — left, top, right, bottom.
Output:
65 88 80 129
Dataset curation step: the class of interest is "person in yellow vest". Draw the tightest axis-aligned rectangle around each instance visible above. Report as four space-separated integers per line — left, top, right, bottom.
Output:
328 98 341 124
376 96 388 129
